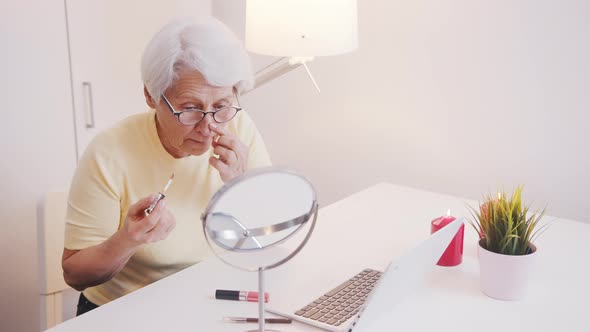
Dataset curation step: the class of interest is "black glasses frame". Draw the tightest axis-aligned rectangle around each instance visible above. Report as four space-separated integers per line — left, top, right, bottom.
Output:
160 94 242 126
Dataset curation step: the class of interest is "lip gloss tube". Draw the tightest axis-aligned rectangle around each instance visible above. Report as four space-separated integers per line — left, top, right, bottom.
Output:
224 317 292 324
145 192 165 215
215 289 269 303
145 174 174 215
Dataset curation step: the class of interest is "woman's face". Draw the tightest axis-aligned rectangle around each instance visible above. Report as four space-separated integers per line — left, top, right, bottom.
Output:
147 69 235 158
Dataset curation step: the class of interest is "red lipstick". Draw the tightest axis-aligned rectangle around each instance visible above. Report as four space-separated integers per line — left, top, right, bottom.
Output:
215 289 269 303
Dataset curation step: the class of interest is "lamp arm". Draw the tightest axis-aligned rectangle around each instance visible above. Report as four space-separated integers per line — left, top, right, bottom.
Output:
242 56 321 94
242 57 301 94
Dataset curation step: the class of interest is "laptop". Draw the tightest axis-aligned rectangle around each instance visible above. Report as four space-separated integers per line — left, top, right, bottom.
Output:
266 218 464 332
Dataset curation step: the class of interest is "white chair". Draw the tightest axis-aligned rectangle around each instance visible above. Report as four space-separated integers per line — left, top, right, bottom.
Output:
38 191 74 330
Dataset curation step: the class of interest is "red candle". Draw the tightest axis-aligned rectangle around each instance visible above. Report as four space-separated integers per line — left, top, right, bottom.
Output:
431 209 464 266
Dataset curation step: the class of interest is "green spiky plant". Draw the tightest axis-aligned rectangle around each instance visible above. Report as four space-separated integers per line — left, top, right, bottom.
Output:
467 186 547 256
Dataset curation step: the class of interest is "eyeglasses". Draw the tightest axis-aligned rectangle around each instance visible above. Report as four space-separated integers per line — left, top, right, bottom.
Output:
161 94 242 126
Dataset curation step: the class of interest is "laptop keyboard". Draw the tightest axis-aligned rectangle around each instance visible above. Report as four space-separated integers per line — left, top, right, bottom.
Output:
294 268 383 326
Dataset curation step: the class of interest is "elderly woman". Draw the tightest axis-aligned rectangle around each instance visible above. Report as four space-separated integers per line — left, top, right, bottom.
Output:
62 17 271 315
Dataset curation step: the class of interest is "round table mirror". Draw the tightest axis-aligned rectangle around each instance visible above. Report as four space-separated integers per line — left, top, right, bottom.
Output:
202 167 318 332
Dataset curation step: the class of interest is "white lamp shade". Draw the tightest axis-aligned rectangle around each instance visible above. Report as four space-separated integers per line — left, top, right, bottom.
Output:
245 0 358 57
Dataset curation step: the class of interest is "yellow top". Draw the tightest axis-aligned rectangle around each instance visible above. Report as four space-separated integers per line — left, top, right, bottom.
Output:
64 110 271 305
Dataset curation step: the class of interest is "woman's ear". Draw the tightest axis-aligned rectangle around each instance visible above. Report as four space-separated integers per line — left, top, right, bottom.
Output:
144 85 157 109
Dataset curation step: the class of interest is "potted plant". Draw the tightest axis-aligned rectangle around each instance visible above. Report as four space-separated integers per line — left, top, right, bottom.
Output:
467 186 547 300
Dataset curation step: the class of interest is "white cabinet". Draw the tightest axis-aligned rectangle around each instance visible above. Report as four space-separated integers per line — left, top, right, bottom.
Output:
0 0 78 331
66 0 212 157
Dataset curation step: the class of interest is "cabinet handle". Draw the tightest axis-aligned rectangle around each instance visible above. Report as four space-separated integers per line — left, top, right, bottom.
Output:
82 81 95 129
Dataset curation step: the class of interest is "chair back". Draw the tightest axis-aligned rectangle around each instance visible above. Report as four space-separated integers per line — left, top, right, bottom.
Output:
39 191 71 329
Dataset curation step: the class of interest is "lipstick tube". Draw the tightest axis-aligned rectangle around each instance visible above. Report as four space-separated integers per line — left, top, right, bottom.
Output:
215 289 269 303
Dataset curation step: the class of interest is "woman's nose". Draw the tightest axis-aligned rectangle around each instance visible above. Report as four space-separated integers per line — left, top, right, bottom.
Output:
196 113 214 136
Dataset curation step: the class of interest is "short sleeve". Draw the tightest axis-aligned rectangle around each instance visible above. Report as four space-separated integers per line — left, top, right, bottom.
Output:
64 138 123 250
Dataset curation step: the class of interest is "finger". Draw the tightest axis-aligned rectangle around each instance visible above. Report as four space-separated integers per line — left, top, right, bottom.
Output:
214 134 240 151
163 213 176 237
209 123 230 137
163 222 175 235
162 209 175 228
209 156 230 174
128 195 156 218
148 210 175 241
142 199 166 231
213 145 236 164
146 220 167 242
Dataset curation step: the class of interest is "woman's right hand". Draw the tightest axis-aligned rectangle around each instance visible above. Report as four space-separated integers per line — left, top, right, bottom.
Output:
119 195 176 247
62 195 176 291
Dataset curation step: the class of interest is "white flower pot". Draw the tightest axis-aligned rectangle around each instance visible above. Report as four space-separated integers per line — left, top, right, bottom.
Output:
477 239 537 301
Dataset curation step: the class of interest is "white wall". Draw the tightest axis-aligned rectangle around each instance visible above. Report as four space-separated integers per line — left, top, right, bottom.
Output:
0 1 77 331
214 0 590 223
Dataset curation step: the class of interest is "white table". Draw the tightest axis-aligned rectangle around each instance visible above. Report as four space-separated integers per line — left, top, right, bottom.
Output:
47 183 590 332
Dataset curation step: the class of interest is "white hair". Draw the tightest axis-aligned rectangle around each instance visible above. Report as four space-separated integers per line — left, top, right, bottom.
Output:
141 17 253 103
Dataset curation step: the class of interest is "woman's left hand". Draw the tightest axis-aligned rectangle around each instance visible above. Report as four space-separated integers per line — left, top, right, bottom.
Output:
209 123 248 182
